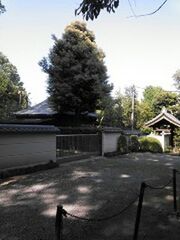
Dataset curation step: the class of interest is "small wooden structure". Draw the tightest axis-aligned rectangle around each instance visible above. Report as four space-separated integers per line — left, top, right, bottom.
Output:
145 107 180 150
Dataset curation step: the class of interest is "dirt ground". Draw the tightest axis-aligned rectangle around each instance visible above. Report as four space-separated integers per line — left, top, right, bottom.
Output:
0 152 180 240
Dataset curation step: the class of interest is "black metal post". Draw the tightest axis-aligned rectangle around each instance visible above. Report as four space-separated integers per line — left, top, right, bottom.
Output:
99 130 103 156
55 205 64 240
173 169 177 212
133 182 146 240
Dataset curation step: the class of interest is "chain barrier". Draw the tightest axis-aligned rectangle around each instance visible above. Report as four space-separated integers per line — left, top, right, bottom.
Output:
133 172 176 240
56 168 179 240
144 177 173 190
63 194 139 222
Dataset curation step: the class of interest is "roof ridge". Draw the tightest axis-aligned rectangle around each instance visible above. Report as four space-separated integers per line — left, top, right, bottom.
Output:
145 109 180 128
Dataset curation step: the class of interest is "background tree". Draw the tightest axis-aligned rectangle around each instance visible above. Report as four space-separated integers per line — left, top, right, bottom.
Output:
0 0 5 14
97 84 179 130
137 101 154 129
40 21 112 116
139 86 165 124
76 0 168 20
0 1 168 18
173 69 180 90
142 86 164 109
113 92 125 127
99 86 139 129
137 85 180 129
152 91 179 116
97 94 124 127
143 86 179 116
0 52 29 120
121 85 138 129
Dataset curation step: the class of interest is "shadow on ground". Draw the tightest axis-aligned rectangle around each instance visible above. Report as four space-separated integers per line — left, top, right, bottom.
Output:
0 152 180 240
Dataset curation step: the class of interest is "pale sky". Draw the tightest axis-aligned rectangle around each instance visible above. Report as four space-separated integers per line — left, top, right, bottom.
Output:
0 0 180 105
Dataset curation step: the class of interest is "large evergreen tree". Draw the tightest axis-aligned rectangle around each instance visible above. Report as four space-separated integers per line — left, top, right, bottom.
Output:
0 52 29 120
39 21 112 115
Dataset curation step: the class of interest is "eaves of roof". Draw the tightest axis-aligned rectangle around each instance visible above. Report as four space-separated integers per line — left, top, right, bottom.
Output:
0 124 60 134
145 111 180 128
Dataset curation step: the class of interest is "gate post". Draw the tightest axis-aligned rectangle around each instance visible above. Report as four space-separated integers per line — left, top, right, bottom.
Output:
55 205 64 240
173 169 177 212
133 182 146 240
100 129 104 156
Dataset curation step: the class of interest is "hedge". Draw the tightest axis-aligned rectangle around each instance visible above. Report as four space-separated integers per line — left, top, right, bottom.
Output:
117 135 128 154
139 136 163 153
129 135 140 152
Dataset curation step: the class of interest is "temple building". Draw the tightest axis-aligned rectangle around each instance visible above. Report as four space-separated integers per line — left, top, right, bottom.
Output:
145 107 180 151
14 99 97 126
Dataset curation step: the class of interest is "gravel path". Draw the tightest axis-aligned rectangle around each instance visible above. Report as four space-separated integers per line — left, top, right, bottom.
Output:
0 152 180 240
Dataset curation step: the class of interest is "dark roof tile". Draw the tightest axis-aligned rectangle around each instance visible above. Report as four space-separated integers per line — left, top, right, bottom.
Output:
0 124 59 134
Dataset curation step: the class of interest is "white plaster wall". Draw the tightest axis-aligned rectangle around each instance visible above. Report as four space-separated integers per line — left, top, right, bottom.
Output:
102 132 121 154
0 134 56 169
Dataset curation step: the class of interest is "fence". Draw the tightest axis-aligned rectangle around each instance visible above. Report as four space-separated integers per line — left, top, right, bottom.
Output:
56 134 101 158
55 168 180 240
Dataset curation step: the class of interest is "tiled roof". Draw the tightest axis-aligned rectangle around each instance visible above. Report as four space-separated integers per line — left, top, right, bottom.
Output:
15 99 56 116
0 124 59 134
122 129 142 135
15 99 97 118
145 107 180 128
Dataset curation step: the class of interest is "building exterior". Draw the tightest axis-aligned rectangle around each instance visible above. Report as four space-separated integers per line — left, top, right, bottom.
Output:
145 107 180 151
15 99 97 126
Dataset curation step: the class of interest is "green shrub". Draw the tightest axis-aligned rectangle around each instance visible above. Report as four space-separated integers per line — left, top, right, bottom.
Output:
174 128 180 148
173 147 180 154
139 137 163 153
129 135 140 152
117 135 128 154
164 146 173 153
139 137 149 152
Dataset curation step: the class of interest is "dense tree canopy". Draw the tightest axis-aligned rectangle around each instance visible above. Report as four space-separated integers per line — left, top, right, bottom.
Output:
101 85 180 129
137 101 154 129
100 86 138 128
97 94 124 127
0 52 29 120
142 86 179 116
153 91 179 115
137 86 180 129
143 86 164 108
40 21 112 115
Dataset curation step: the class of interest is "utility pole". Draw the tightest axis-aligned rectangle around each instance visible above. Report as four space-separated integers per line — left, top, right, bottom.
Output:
131 85 135 131
18 90 22 106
